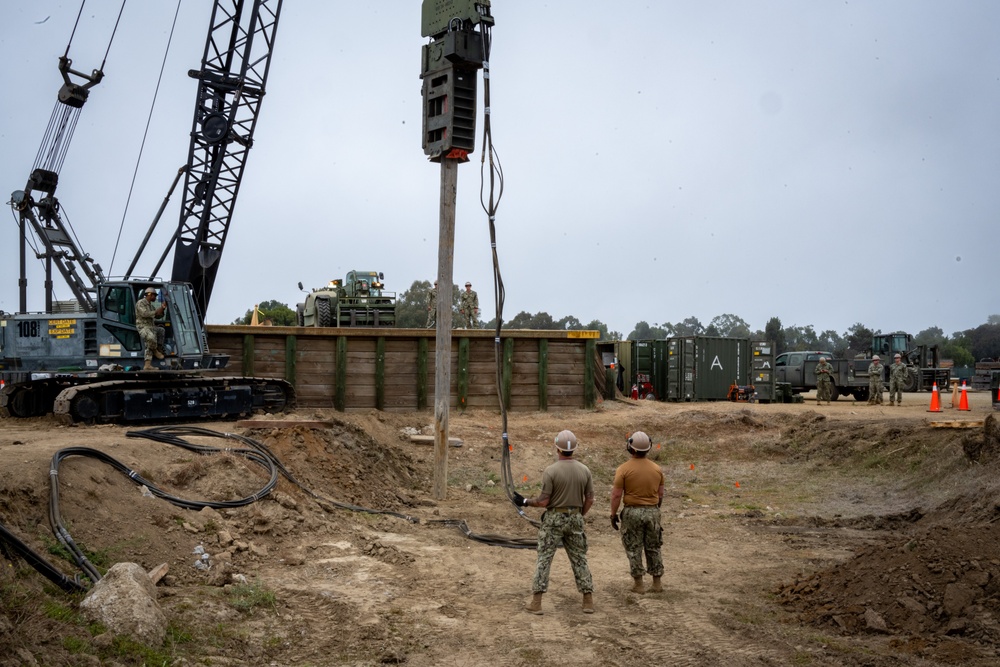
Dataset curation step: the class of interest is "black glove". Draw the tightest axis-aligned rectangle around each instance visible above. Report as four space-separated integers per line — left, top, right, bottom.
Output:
511 492 526 507
611 514 620 531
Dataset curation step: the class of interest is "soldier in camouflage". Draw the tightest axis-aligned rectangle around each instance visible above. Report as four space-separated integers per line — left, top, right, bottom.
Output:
814 356 834 405
425 280 437 328
135 287 167 371
867 355 884 405
514 430 595 615
459 282 479 329
888 353 907 406
610 431 665 594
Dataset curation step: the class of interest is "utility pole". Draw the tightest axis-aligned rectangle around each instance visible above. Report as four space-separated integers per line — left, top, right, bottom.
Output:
419 0 493 499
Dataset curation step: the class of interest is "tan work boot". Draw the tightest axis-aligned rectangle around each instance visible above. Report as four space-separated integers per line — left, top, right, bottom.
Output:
650 576 663 593
142 361 155 371
526 592 543 615
582 592 594 614
153 349 165 360
889 400 894 406
631 576 645 594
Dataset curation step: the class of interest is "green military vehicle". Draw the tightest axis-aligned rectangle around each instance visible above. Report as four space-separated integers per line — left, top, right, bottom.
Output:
296 271 396 327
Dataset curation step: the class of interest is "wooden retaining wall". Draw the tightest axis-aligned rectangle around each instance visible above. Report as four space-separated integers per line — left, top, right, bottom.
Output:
205 326 600 412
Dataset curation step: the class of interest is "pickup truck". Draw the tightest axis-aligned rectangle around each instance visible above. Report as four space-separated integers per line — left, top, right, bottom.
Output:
774 351 872 401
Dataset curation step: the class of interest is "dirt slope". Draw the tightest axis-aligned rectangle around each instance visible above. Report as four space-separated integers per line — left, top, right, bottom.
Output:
1 392 998 666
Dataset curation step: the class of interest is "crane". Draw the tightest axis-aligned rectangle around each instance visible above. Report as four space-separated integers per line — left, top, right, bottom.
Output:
1 0 293 423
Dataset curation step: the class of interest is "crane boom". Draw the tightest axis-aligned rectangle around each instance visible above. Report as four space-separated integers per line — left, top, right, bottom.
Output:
170 0 283 319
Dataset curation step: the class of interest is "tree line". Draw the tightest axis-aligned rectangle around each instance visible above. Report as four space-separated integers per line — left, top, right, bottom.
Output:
232 284 1000 365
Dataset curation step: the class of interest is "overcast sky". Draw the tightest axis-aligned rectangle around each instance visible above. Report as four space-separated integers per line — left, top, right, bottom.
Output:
2 1 998 338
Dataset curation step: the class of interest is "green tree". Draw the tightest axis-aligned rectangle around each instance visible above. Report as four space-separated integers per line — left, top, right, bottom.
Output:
914 326 946 347
627 321 668 340
844 322 877 356
963 321 1000 361
231 300 297 325
396 280 461 328
707 314 751 338
663 316 704 337
764 317 786 354
819 329 847 357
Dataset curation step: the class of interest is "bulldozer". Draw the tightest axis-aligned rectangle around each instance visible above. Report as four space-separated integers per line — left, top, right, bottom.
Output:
297 271 396 328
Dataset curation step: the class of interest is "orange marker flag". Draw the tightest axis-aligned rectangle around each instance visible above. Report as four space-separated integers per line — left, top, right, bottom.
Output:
735 481 741 488
522 475 528 483
690 464 695 470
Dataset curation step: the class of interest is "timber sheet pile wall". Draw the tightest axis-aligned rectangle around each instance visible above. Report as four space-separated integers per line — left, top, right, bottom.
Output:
205 326 597 412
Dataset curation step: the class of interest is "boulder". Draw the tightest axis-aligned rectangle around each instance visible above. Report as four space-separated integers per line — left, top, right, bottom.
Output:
79 563 167 646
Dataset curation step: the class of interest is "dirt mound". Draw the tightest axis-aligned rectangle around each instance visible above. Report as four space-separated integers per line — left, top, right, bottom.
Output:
776 522 1000 662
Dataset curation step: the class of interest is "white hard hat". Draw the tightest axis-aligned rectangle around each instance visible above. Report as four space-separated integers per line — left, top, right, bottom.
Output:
554 430 577 452
628 431 652 452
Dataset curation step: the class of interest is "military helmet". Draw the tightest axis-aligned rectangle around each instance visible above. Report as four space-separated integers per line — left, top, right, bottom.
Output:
872 355 880 361
144 287 156 295
628 431 652 452
894 353 901 359
554 430 577 452
465 281 472 287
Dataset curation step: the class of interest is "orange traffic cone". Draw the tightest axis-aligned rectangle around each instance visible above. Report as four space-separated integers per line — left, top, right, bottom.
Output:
958 381 970 411
927 382 942 413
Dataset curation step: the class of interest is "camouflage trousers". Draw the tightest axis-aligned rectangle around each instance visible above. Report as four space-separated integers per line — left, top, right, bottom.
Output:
138 325 165 361
532 511 593 594
888 379 904 404
816 378 833 402
868 379 883 405
620 506 664 578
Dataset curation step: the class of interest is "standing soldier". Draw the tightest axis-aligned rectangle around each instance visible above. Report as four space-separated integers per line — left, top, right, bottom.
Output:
814 356 834 405
135 287 167 371
425 280 438 328
459 281 479 328
888 353 907 406
513 430 596 615
867 355 884 405
609 431 665 594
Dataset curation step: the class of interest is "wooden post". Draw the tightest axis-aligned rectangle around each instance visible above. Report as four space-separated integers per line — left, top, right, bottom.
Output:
375 336 386 410
434 158 458 500
417 337 429 410
285 335 297 388
242 335 255 376
335 336 347 412
538 338 549 411
585 338 597 408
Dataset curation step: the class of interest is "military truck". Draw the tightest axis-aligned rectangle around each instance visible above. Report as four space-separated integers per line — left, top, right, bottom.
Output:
296 271 396 327
774 350 871 401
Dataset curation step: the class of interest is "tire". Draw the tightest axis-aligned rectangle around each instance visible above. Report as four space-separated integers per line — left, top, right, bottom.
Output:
830 384 840 401
853 387 869 402
296 304 304 327
316 298 332 327
902 369 919 393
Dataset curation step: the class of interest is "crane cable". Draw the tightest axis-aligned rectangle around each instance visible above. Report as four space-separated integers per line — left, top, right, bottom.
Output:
108 0 184 276
65 0 127 70
476 22 539 530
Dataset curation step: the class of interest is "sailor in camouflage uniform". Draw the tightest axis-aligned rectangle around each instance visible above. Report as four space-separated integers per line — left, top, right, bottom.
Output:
514 430 595 615
867 355 884 405
888 353 907 406
135 287 167 371
610 431 665 594
459 282 479 329
814 356 834 405
425 281 437 328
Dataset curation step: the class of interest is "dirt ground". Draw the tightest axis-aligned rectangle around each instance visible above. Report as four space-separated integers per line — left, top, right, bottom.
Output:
1 388 999 666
